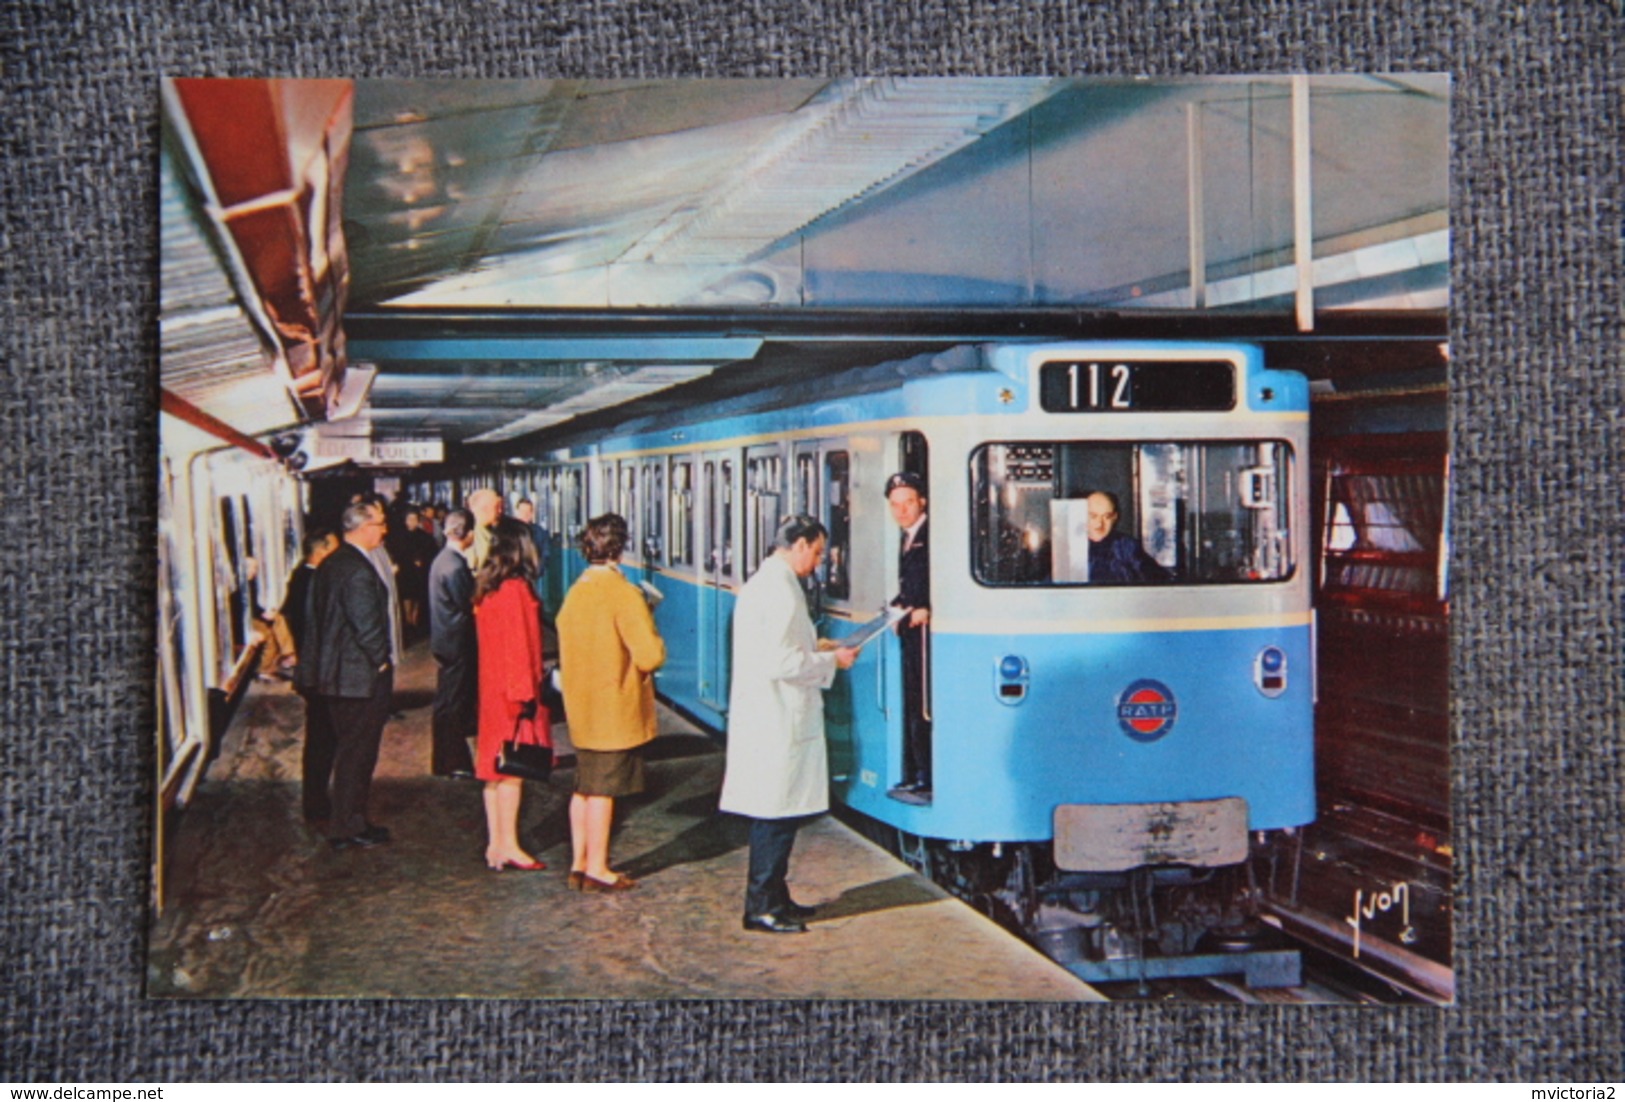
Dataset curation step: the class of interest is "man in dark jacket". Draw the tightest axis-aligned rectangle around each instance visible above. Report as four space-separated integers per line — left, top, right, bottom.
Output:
295 501 395 850
514 497 551 586
884 472 933 805
1084 491 1171 584
427 508 478 778
284 526 339 822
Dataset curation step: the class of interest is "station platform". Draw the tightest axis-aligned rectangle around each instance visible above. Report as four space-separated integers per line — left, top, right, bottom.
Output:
148 636 1102 1001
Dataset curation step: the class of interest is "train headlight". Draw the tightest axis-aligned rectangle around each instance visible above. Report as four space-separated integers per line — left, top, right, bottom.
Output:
996 654 1029 705
1254 646 1288 698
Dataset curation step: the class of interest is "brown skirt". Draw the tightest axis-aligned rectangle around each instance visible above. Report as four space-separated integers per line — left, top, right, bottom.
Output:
574 746 645 798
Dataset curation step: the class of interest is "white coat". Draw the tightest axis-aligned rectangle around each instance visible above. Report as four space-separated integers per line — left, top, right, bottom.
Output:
718 553 839 820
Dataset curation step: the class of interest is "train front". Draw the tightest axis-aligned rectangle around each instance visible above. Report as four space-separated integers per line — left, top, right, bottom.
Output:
846 341 1315 981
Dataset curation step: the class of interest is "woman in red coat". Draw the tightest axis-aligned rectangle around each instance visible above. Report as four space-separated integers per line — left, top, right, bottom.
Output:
473 517 549 871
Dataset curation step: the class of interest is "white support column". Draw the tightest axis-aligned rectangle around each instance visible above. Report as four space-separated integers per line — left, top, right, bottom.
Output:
1187 102 1206 310
1293 75 1315 332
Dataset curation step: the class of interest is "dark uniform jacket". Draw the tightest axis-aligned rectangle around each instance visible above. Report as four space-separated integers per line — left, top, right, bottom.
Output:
1089 532 1171 584
524 521 551 580
282 562 318 651
891 518 930 616
428 543 477 665
296 542 392 699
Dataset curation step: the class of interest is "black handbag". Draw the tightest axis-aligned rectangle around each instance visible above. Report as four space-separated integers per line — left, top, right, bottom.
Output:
496 707 553 781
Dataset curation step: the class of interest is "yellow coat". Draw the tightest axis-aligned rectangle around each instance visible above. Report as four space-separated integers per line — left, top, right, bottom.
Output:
556 565 667 751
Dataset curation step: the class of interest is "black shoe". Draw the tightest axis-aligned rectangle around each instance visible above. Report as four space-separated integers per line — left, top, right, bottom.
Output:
330 825 392 850
780 899 817 920
743 913 808 934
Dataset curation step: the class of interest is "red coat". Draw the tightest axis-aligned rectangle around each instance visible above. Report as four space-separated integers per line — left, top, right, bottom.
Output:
473 577 548 782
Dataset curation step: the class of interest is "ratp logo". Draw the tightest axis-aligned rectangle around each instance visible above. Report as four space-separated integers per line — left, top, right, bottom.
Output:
1117 679 1178 742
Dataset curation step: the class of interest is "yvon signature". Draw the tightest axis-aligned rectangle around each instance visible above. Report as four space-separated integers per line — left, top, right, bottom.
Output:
1345 880 1417 959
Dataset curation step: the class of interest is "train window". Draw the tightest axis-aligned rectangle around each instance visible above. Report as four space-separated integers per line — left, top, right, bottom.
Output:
703 459 736 577
218 496 247 656
745 450 783 579
643 462 665 565
823 451 851 600
900 431 929 486
619 465 638 553
794 451 818 516
720 459 734 577
970 440 1296 586
157 464 193 763
704 461 716 570
567 467 585 537
670 460 693 566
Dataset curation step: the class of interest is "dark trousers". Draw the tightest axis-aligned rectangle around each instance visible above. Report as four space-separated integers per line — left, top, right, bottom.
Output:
320 670 393 839
430 652 476 775
900 627 932 786
298 686 337 822
745 814 816 917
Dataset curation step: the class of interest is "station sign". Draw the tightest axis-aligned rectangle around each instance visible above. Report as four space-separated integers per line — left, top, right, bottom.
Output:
312 434 443 465
371 439 444 464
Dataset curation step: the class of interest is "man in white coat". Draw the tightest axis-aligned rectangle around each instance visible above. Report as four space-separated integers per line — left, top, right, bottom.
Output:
719 515 858 934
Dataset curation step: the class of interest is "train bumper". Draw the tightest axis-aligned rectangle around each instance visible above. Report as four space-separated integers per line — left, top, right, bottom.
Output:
1053 796 1249 872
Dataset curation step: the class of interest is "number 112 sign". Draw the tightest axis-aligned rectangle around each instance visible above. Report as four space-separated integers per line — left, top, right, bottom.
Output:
1038 359 1235 413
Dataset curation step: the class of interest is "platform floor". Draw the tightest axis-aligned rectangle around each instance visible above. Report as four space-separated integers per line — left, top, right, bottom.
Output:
148 636 1102 1001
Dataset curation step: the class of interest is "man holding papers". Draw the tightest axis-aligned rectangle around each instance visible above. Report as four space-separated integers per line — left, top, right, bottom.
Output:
719 515 858 934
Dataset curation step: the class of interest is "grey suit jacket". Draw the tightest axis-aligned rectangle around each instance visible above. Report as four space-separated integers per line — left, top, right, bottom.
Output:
427 543 476 664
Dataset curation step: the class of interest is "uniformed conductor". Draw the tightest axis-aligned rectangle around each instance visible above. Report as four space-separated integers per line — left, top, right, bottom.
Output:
885 471 932 805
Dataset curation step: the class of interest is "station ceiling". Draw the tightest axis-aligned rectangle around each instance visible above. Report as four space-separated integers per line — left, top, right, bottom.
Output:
161 76 1449 466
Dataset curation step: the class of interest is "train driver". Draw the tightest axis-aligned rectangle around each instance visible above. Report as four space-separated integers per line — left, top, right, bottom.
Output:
884 471 932 806
1084 490 1171 584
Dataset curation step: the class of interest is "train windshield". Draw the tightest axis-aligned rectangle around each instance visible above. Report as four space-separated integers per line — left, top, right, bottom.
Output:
971 440 1296 586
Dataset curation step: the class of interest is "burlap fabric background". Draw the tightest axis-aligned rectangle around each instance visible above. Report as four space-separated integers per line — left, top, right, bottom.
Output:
3 0 1619 1082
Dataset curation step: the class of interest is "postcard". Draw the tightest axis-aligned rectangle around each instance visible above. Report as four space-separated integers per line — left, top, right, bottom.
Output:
153 76 1450 1003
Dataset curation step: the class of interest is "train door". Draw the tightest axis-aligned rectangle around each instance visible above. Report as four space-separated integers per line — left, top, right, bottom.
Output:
660 455 698 709
697 450 736 713
743 444 784 580
819 444 852 606
891 430 931 796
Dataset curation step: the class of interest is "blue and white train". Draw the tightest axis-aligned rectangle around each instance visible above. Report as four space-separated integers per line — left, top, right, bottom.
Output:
432 339 1314 981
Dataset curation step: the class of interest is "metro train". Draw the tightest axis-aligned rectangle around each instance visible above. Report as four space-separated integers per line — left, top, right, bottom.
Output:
412 338 1317 983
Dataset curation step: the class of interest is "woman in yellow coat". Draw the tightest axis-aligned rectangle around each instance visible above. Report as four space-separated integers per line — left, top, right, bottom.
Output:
556 514 666 892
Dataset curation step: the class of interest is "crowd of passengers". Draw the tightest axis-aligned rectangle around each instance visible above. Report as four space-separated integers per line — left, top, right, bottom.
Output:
249 488 882 933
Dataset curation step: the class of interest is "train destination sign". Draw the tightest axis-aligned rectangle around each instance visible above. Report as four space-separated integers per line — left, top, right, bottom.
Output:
1038 359 1235 413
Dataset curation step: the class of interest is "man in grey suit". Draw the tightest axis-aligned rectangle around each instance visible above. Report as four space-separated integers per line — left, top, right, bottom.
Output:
296 500 396 850
427 508 478 779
